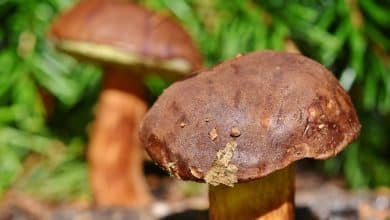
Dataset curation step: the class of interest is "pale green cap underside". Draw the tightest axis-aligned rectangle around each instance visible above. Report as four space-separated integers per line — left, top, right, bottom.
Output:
56 40 193 75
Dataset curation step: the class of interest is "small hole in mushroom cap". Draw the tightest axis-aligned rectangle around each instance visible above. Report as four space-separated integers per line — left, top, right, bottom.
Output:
309 108 318 118
230 127 241 137
190 167 203 179
209 128 218 140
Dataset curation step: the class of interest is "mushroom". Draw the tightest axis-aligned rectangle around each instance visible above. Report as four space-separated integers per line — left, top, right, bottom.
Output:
49 0 202 207
140 51 360 219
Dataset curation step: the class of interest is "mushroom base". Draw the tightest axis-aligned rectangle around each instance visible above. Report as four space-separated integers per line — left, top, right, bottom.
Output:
88 67 150 207
209 165 294 220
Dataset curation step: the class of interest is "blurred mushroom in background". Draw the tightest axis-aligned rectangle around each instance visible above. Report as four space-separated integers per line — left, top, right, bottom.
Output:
140 51 361 219
48 0 202 207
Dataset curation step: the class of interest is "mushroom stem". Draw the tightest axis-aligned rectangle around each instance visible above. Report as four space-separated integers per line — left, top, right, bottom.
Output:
88 66 151 207
209 165 294 220
37 86 55 118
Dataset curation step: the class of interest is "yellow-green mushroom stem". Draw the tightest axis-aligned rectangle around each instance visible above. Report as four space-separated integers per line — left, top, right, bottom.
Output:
209 165 294 220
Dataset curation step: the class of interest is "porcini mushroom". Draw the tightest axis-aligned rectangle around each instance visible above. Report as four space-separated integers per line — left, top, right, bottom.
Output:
140 51 360 219
49 0 202 207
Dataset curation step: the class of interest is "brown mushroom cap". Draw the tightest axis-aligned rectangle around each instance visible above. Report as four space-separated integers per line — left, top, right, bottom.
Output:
49 0 202 76
140 51 360 186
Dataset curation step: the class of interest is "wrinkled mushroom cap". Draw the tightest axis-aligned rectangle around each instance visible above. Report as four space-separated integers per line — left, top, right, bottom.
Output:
140 51 360 186
49 0 202 77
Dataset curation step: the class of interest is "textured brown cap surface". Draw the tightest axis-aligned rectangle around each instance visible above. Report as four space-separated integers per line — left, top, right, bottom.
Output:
140 51 360 186
49 0 202 74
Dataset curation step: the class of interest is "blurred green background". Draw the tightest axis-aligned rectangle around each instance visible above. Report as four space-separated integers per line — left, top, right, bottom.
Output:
0 0 389 202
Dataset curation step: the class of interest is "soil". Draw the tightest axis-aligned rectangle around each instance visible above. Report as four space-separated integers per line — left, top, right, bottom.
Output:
1 161 389 220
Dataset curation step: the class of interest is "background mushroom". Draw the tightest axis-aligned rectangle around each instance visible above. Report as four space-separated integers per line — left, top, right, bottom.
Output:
49 0 202 207
140 51 360 219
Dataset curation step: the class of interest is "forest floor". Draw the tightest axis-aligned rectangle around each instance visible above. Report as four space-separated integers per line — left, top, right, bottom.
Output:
0 161 389 220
